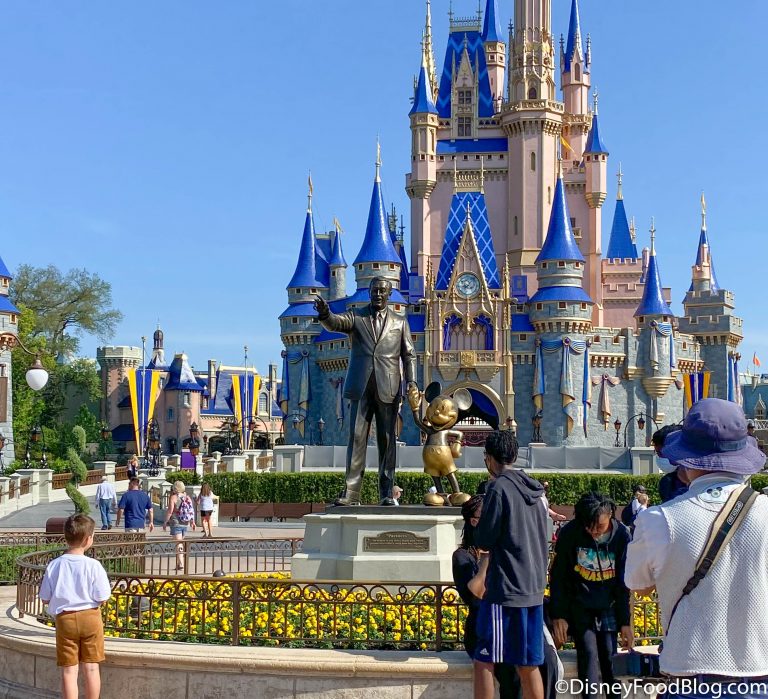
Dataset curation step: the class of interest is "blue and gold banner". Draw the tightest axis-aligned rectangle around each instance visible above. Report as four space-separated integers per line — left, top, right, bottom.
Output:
127 368 161 456
683 371 711 410
231 372 261 450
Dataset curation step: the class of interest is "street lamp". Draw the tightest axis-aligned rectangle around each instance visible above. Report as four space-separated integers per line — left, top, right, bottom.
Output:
317 417 325 445
24 425 48 468
0 432 7 475
0 332 49 390
531 411 543 443
100 424 111 459
614 418 622 447
144 418 161 477
623 412 660 448
189 422 201 456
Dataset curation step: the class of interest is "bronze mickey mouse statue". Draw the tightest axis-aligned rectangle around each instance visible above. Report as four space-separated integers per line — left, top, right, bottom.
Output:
408 381 472 506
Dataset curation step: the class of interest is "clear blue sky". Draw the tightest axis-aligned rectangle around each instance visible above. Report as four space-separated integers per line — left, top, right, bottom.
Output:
0 1 765 374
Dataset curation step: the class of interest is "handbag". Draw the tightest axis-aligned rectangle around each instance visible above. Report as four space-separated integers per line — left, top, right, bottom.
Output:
619 484 759 678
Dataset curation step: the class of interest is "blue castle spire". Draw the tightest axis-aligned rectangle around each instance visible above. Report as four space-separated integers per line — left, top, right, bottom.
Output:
287 182 323 289
635 222 672 317
584 113 607 154
606 166 638 259
481 0 502 43
329 227 347 267
353 149 401 266
536 173 585 263
409 56 437 115
688 194 719 293
563 0 583 72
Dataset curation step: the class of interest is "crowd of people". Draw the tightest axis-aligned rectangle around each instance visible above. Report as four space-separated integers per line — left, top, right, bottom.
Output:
453 398 768 699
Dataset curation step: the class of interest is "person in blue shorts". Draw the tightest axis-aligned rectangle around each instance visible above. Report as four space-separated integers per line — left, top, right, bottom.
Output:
473 430 548 699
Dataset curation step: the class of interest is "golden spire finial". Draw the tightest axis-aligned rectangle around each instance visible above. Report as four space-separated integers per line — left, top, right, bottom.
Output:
307 171 313 212
617 163 623 201
701 191 707 231
649 217 656 255
592 89 599 115
375 137 382 183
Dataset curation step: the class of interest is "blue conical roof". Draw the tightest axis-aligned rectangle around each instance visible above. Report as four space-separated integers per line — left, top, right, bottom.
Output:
353 173 401 265
315 236 330 287
0 255 11 279
606 198 638 259
688 227 720 292
536 176 585 262
635 247 672 317
329 230 347 267
584 113 608 154
482 0 502 42
409 63 437 115
563 0 582 72
287 210 323 289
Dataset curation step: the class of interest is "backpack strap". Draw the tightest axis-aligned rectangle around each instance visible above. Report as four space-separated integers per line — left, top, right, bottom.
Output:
667 484 758 629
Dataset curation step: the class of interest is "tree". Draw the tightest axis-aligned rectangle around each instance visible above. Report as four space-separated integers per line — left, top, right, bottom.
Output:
65 426 90 515
10 264 123 355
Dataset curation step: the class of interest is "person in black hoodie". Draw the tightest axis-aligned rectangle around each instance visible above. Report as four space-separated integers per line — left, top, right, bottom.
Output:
550 492 634 699
473 430 548 699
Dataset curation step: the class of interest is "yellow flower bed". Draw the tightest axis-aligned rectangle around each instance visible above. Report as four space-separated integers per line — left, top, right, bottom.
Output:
103 573 467 650
100 573 660 649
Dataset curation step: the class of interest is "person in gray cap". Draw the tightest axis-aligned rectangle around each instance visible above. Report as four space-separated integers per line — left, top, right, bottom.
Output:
625 399 768 697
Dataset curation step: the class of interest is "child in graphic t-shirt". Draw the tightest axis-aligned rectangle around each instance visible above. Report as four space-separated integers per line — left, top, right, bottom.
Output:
40 514 112 699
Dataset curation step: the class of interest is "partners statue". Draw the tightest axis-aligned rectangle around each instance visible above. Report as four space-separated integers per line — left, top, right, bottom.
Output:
314 277 419 506
408 381 472 506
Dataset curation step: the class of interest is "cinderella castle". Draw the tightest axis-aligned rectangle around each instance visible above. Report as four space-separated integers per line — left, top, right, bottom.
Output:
278 0 745 448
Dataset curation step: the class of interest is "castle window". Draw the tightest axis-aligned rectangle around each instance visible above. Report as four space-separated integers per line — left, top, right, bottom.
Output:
689 317 697 324
389 264 396 269
682 342 687 350
575 262 581 268
463 155 469 160
258 393 268 415
558 261 566 268
757 403 766 420
1 278 7 287
514 216 518 236
613 335 620 344
530 152 536 171
519 334 528 341
574 64 581 81
570 217 576 228
183 391 191 407
558 302 567 309
548 187 551 204
311 318 319 324
458 90 472 105
373 263 380 269
330 342 334 350
638 316 645 323
310 288 317 294
581 303 588 310
439 156 445 161
458 117 472 137
528 86 537 99
291 318 298 324
516 305 524 312
536 303 543 310
167 408 174 422
594 335 600 343
541 262 548 269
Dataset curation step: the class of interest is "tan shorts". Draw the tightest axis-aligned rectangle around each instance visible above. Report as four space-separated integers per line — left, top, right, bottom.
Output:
55 608 105 667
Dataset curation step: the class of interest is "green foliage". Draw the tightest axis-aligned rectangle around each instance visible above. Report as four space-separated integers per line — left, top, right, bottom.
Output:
200 471 679 506
38 360 102 437
165 470 201 486
75 405 105 445
72 425 87 455
67 447 88 484
65 482 90 515
10 264 123 355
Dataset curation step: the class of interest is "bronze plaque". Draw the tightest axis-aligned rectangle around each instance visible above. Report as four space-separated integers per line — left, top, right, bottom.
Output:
363 530 430 553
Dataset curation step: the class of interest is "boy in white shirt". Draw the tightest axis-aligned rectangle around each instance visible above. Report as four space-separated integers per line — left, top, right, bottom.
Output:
40 514 112 699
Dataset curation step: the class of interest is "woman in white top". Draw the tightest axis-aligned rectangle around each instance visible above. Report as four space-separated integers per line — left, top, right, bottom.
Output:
196 483 216 538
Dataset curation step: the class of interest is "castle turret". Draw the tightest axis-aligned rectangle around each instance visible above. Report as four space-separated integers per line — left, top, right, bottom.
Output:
560 0 591 118
286 180 325 304
605 165 638 260
678 198 743 400
634 223 672 325
328 222 347 301
149 324 166 368
529 171 593 335
0 256 19 463
352 146 403 304
482 0 505 106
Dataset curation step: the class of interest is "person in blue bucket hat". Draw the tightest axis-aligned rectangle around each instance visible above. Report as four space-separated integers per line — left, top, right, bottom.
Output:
625 399 768 698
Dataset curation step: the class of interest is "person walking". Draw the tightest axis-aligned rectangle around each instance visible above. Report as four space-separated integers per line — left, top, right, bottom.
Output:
126 455 139 480
163 481 196 570
39 514 112 699
626 399 768 698
196 483 216 538
94 476 117 530
116 478 154 533
550 492 633 698
473 430 548 699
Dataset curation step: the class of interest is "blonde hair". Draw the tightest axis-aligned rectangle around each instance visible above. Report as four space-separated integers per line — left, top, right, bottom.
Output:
200 483 212 497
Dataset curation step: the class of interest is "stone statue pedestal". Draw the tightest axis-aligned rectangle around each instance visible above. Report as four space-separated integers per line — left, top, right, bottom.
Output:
291 506 463 583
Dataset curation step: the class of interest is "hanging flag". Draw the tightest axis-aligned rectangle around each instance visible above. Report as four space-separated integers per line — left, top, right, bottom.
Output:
231 372 261 450
560 136 575 155
683 371 711 410
754 352 761 368
127 368 161 456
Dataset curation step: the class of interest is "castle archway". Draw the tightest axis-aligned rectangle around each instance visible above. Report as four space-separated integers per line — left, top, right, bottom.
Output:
447 381 503 446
